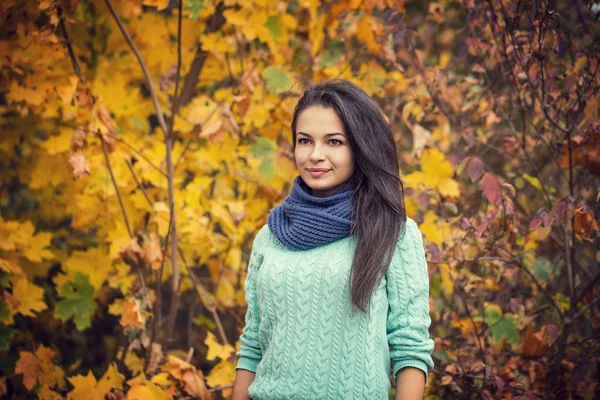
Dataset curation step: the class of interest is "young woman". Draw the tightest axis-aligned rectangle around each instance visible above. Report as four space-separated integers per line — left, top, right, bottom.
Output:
231 79 434 400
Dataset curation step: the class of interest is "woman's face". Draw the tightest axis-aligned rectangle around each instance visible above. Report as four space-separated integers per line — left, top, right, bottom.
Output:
294 105 355 198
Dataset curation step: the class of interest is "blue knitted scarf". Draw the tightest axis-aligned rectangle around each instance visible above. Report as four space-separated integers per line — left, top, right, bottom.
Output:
267 175 354 250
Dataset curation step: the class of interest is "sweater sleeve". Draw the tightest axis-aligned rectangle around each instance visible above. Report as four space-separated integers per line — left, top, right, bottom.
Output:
386 217 435 386
235 225 269 373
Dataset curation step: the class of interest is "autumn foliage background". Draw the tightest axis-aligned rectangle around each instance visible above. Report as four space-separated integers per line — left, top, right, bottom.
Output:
0 0 599 399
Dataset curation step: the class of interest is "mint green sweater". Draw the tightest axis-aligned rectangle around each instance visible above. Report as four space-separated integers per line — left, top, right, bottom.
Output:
235 217 434 399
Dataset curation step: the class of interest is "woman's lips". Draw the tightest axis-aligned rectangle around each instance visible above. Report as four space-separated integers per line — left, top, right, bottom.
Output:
307 169 331 178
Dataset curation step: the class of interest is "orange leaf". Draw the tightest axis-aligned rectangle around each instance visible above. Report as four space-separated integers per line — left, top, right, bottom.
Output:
15 345 64 391
574 207 600 242
121 298 145 328
68 151 91 178
142 232 163 270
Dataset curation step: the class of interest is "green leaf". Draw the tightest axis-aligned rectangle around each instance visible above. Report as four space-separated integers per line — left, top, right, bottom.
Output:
534 257 551 281
129 117 149 132
264 15 283 40
262 67 292 94
185 0 206 20
0 271 10 287
54 272 97 330
250 137 277 159
429 274 441 297
192 313 217 331
258 159 275 184
481 304 519 347
0 301 9 322
0 323 15 350
318 40 345 67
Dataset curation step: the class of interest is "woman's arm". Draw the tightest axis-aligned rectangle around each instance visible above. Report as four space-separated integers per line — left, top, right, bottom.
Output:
232 226 269 399
386 218 434 397
232 369 256 400
395 367 425 400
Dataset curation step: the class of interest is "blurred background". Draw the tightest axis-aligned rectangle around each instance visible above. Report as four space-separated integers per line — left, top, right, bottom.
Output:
0 0 599 398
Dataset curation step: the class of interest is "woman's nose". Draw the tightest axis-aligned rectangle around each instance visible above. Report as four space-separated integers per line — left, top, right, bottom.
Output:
309 145 326 162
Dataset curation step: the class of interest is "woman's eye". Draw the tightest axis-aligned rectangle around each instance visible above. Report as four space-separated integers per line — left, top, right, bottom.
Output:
297 138 342 145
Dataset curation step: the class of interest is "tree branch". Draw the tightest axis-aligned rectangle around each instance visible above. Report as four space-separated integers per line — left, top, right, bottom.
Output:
103 0 169 136
177 4 228 107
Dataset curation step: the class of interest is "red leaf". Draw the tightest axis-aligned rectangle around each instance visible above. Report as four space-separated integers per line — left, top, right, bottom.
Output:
510 298 520 314
468 157 484 182
482 173 502 205
530 217 542 230
554 201 567 224
495 376 505 391
546 324 558 340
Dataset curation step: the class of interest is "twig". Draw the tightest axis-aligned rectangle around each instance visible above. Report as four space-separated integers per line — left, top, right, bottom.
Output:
57 6 85 83
147 199 174 368
103 0 169 136
103 0 182 351
59 119 168 179
168 0 184 140
125 159 153 206
100 136 133 238
180 248 230 346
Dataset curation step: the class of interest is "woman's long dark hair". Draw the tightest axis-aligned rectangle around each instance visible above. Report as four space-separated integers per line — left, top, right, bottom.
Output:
291 78 407 315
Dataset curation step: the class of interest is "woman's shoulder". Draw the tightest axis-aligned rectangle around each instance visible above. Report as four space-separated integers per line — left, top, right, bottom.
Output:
253 224 271 246
396 216 424 250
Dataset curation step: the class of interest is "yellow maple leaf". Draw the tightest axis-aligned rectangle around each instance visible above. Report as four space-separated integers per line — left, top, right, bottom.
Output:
205 331 235 362
243 10 270 42
225 246 242 272
28 151 72 189
96 363 124 395
403 148 460 198
223 8 248 26
216 279 236 307
125 351 145 375
205 359 235 388
439 263 455 297
127 373 169 400
357 17 382 53
56 247 112 293
67 371 98 400
108 298 124 316
56 75 79 104
0 257 23 275
12 276 47 317
22 231 55 263
38 386 63 400
0 218 20 251
359 61 387 97
40 126 74 155
92 70 148 118
418 210 456 248
184 95 220 126
310 14 325 56
108 262 137 295
404 196 417 218
150 372 171 387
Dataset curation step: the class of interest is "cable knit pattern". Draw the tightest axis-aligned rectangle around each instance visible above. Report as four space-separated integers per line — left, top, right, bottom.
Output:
235 217 434 399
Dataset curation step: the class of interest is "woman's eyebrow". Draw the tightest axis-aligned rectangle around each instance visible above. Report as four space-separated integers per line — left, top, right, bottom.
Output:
297 132 346 138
